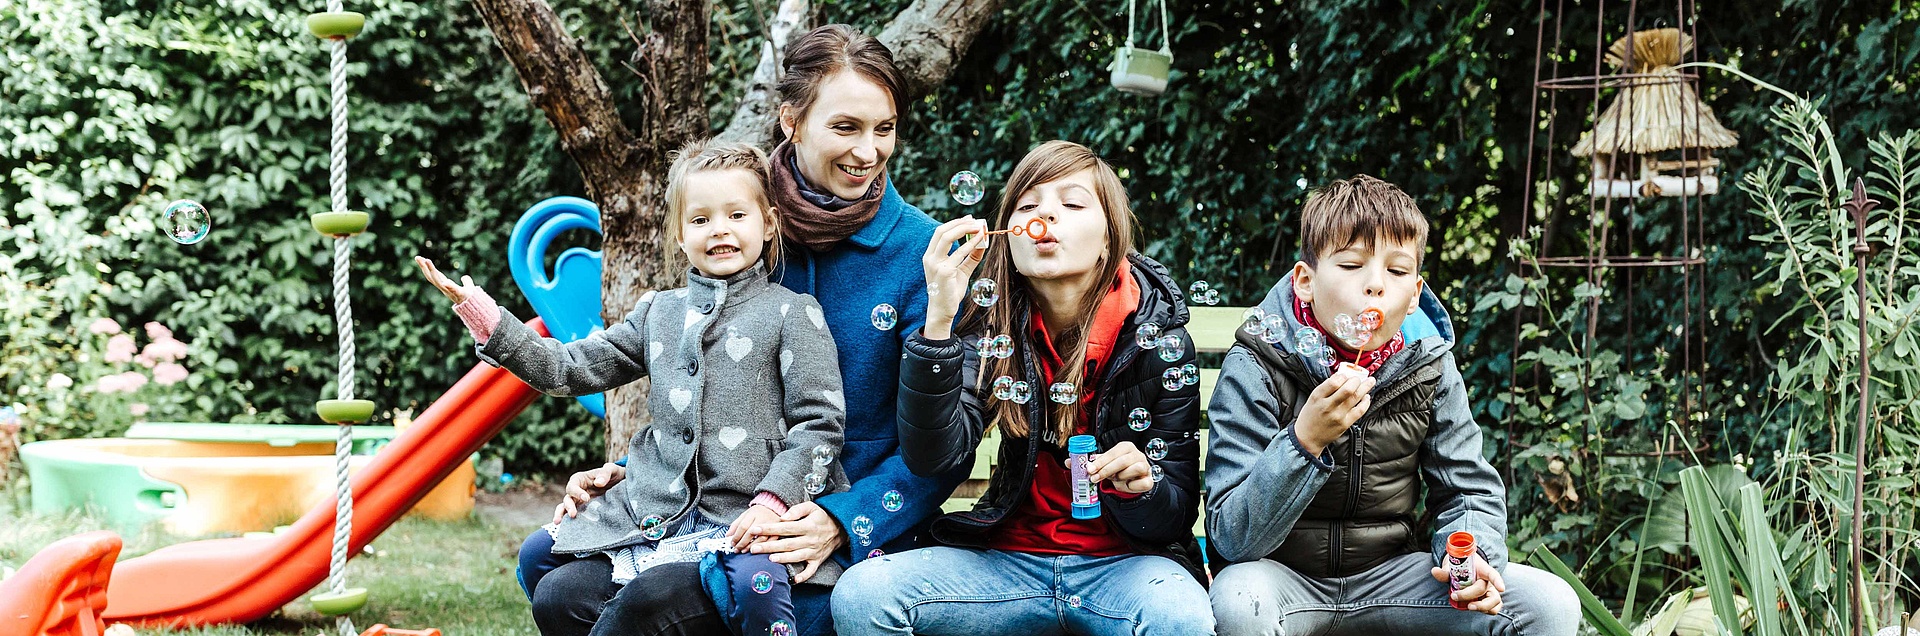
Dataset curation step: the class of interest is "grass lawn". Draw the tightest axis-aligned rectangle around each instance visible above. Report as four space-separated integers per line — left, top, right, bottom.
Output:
1 489 540 636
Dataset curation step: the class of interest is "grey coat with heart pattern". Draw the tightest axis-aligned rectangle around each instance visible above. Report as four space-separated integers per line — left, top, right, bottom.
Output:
475 262 849 580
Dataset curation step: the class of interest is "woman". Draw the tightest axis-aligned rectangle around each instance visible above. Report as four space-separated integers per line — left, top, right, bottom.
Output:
830 141 1214 635
519 24 961 636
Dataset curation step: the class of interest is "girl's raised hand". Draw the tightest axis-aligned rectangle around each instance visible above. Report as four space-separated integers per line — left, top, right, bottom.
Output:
920 216 990 341
414 255 477 304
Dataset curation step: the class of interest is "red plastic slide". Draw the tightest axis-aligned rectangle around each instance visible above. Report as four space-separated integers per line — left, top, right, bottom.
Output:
96 320 548 628
0 531 122 636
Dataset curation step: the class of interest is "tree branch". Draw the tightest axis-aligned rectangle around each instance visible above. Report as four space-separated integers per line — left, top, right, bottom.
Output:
717 0 811 146
470 0 643 192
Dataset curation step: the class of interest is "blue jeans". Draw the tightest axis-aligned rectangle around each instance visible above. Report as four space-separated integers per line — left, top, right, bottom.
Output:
1209 553 1581 635
831 547 1215 636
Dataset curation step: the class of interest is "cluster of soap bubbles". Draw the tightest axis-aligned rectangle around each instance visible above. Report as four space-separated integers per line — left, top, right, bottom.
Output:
992 376 1034 404
163 200 212 245
976 334 1015 359
1138 323 1184 361
871 303 897 330
950 171 985 206
1161 364 1199 391
1187 281 1221 306
1331 308 1383 349
805 444 835 496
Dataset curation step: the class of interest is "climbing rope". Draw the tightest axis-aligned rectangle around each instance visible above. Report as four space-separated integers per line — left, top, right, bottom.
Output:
324 0 358 632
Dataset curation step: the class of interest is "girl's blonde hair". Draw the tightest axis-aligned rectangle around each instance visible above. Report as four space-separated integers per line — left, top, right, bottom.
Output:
663 139 782 270
959 140 1138 442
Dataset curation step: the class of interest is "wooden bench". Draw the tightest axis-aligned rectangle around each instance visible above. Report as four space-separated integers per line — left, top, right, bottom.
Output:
939 307 1250 543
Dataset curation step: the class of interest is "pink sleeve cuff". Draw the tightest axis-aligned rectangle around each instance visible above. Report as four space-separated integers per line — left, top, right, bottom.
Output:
752 491 790 515
453 288 502 343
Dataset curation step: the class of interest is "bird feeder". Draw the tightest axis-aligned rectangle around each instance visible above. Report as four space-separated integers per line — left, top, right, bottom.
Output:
1109 0 1172 96
1571 28 1738 198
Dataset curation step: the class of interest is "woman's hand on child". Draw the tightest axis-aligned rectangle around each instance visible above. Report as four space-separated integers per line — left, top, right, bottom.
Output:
551 462 626 525
747 501 848 584
415 255 479 304
1294 372 1376 456
1430 554 1506 615
919 216 990 341
1079 441 1156 494
727 504 785 552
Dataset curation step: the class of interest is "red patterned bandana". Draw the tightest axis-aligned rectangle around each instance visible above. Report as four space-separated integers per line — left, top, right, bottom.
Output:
1292 296 1405 373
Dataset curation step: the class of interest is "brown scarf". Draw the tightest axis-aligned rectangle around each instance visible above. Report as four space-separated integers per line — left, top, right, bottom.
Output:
769 142 886 252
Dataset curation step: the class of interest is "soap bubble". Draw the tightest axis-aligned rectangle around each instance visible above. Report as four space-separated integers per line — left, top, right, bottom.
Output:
851 515 873 539
1295 327 1326 358
1145 438 1168 461
804 472 827 495
1187 281 1210 297
1162 368 1184 391
997 377 1024 401
991 334 1014 359
949 171 985 206
1242 308 1267 336
970 278 1000 307
870 303 897 330
769 620 793 636
1261 315 1289 344
1181 363 1199 386
1128 408 1151 431
1357 308 1384 331
162 200 211 245
1136 323 1162 350
1150 463 1164 482
1156 334 1182 362
812 444 835 466
868 549 885 559
1201 289 1221 305
641 515 668 540
752 571 774 594
1010 381 1032 404
882 490 904 512
1049 382 1078 404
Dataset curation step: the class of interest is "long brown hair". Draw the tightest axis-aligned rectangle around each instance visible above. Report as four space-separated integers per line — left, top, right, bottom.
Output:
958 141 1138 441
773 25 910 142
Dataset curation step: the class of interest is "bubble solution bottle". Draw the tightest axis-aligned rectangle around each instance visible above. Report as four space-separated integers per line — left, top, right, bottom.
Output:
1445 531 1476 610
1068 435 1100 520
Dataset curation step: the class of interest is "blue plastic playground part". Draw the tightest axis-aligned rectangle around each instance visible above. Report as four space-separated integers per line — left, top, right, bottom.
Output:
508 196 608 418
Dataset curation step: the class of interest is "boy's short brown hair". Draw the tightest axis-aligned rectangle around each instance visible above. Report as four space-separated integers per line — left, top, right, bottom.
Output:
1298 174 1429 267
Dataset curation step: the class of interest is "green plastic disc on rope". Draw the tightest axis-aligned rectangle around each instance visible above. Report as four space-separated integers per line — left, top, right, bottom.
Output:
311 211 370 237
307 12 365 39
316 399 376 424
310 587 368 616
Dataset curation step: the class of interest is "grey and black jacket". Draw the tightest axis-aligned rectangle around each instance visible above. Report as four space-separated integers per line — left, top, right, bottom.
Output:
893 253 1206 580
1203 274 1508 578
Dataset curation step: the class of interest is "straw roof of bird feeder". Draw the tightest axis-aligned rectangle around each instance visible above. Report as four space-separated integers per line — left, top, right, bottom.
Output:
1571 28 1739 157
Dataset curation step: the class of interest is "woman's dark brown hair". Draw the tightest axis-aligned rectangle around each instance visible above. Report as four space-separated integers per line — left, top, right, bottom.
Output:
775 24 910 140
958 141 1138 442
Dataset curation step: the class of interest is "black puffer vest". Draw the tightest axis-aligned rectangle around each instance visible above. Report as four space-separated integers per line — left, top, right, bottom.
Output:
1239 327 1446 578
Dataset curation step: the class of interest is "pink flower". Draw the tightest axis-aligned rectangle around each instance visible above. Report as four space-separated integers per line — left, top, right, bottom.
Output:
105 334 137 363
129 403 150 416
47 373 73 390
144 322 172 341
88 318 122 335
140 338 189 364
95 372 148 394
152 363 188 386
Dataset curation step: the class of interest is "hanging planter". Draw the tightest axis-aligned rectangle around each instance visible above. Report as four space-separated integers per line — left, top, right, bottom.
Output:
1109 0 1172 96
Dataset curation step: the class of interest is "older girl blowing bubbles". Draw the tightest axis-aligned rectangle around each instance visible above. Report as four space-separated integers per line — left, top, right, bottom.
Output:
417 141 846 636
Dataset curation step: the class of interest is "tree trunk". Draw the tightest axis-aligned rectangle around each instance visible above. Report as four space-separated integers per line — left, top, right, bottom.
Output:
477 0 1000 461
